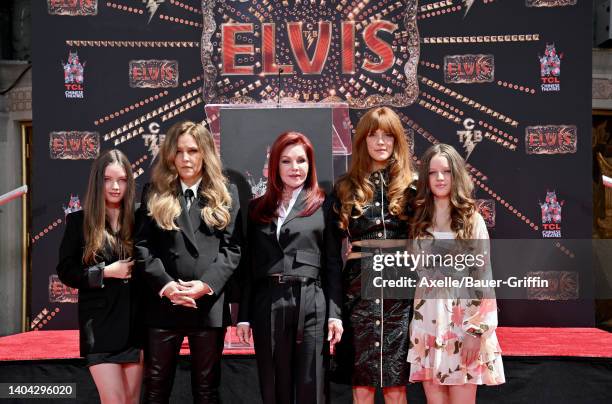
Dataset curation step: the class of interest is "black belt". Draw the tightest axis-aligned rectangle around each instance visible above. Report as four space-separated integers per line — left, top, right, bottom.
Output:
266 275 318 345
266 275 315 285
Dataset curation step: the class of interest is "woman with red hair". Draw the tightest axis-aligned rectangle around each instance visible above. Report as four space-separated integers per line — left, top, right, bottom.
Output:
237 131 343 404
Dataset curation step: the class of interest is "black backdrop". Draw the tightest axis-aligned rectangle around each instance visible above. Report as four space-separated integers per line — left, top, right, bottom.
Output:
31 0 593 330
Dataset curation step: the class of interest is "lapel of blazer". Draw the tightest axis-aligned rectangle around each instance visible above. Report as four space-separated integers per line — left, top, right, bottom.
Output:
176 188 198 250
281 188 307 228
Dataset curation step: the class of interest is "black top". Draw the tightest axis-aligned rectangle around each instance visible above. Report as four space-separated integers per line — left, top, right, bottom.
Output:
343 168 412 242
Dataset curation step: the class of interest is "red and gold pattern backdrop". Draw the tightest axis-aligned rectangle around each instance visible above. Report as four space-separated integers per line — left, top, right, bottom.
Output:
32 0 592 330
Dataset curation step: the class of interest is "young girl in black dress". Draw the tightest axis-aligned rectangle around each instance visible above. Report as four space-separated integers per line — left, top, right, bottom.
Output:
57 149 142 404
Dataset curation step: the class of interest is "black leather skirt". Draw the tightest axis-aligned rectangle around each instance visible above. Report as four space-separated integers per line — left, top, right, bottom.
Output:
332 258 412 387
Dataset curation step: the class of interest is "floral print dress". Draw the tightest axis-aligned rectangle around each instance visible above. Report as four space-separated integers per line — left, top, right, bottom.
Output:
407 213 505 385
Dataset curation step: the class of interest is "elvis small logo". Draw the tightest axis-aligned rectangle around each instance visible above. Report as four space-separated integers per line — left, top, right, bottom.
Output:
476 199 496 228
457 118 482 160
526 0 576 7
129 60 179 88
525 125 577 155
539 191 564 238
539 43 563 92
50 131 100 160
444 54 494 84
62 51 86 99
142 122 166 163
63 194 83 216
142 0 165 23
48 0 98 16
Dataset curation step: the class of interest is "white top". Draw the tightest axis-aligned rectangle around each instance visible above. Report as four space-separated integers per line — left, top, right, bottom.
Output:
431 231 455 240
276 186 303 240
180 179 202 210
429 213 489 240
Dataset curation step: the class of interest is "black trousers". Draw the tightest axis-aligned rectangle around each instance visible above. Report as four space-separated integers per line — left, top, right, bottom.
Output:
143 327 225 404
251 280 328 404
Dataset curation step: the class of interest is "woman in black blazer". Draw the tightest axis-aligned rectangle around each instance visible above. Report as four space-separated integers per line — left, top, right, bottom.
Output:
236 132 344 404
57 149 142 404
134 121 242 403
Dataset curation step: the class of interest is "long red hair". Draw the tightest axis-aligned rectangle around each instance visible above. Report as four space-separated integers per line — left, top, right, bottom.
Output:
250 132 325 223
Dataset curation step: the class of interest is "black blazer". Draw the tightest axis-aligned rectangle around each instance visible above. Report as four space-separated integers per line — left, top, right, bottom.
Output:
238 191 343 324
56 211 141 357
134 182 242 329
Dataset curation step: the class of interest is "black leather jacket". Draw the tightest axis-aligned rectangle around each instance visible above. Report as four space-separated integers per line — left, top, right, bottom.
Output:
345 169 411 243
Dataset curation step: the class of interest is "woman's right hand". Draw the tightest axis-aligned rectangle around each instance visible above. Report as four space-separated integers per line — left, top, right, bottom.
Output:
236 324 252 345
104 259 134 279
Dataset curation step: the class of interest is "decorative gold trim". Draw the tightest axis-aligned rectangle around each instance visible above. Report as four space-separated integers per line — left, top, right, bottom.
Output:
20 122 32 333
65 40 199 47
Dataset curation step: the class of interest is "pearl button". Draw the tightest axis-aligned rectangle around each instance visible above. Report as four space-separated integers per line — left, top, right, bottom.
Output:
377 232 383 237
375 180 380 184
375 202 380 207
376 219 381 225
375 298 380 304
376 320 380 325
375 341 380 347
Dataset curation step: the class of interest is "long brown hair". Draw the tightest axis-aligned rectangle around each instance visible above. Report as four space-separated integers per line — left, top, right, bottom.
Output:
147 121 232 231
83 149 135 264
250 132 325 223
411 144 476 240
334 106 414 230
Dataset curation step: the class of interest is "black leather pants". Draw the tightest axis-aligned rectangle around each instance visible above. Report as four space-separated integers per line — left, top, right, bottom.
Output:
143 327 225 404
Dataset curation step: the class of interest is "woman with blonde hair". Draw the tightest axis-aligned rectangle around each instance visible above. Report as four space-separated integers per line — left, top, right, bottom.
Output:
407 144 505 404
57 149 143 404
329 106 415 404
135 121 242 403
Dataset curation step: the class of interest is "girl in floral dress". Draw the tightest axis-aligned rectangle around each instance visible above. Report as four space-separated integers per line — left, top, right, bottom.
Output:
407 144 505 404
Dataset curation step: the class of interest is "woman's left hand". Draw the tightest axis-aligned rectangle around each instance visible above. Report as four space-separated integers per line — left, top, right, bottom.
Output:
461 334 481 366
170 279 212 302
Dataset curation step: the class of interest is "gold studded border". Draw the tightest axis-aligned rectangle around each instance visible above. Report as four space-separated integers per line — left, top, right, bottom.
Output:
417 99 463 124
419 75 519 127
105 1 144 15
496 80 537 95
31 218 63 245
94 91 169 126
103 88 203 143
423 33 540 44
169 0 202 15
65 40 199 47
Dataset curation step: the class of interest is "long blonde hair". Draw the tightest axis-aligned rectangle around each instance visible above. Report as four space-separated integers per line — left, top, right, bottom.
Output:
335 107 414 230
83 149 135 264
147 121 232 231
411 144 476 240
